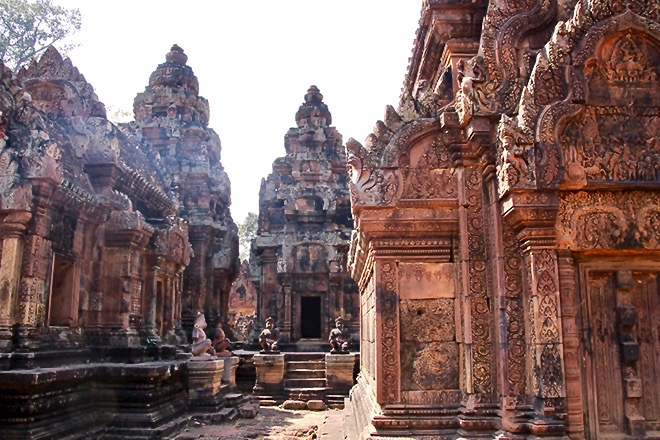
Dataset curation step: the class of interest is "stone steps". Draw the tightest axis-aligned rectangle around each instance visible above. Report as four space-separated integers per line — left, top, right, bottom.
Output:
283 354 328 404
224 392 247 407
284 352 326 362
284 377 327 389
286 386 326 401
286 360 326 370
326 394 348 409
286 368 326 379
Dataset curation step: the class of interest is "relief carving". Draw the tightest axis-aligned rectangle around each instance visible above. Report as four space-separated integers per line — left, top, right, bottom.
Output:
403 168 457 200
401 341 459 391
378 260 399 402
497 115 534 195
560 105 658 186
398 263 454 299
400 299 455 343
464 168 493 394
502 221 527 398
557 191 660 250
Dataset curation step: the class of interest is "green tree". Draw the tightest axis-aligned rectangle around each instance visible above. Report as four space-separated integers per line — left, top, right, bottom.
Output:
0 0 81 70
237 212 258 262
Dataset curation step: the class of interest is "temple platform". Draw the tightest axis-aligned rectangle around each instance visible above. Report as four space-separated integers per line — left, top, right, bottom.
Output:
243 351 359 409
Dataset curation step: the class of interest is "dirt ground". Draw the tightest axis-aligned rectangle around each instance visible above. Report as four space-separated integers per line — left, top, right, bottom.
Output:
176 407 330 440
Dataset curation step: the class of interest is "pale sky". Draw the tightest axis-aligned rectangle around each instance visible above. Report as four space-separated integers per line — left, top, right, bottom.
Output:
53 1 421 223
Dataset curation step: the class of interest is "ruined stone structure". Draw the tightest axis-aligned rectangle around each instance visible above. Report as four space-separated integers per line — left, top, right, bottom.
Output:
346 1 659 439
126 45 239 332
0 46 243 437
0 46 194 359
252 86 358 347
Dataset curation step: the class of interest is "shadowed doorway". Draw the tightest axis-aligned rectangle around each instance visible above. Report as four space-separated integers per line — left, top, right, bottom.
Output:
300 296 321 338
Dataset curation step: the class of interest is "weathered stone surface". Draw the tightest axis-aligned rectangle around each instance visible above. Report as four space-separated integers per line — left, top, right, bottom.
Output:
130 44 239 330
222 356 240 386
307 399 327 411
282 399 307 410
251 86 358 346
253 353 286 404
325 353 356 393
237 401 260 419
187 359 226 409
399 298 455 343
0 45 238 438
346 1 660 439
227 260 257 342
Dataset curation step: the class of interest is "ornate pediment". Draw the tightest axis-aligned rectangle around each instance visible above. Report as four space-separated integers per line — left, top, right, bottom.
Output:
18 46 106 119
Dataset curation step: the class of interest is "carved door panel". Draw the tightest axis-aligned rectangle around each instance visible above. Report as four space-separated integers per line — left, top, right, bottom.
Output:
583 269 660 439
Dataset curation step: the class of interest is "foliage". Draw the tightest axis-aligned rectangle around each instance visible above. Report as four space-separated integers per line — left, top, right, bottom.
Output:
107 105 133 124
237 212 258 262
0 0 81 70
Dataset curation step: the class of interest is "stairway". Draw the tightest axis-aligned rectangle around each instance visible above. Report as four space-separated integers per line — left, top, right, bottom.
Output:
284 353 326 401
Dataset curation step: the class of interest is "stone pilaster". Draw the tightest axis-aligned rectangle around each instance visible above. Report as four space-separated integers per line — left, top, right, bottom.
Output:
16 182 56 349
259 248 278 323
282 278 292 343
505 193 568 437
0 211 31 350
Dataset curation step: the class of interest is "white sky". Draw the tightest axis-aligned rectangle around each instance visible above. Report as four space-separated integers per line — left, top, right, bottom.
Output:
53 1 421 223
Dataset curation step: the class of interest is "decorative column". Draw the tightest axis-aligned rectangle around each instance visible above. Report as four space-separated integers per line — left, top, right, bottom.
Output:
142 256 161 341
0 211 31 350
374 258 400 404
259 248 278 322
282 277 292 343
507 194 567 437
16 182 56 349
102 210 154 347
186 227 212 314
456 161 499 435
556 250 584 438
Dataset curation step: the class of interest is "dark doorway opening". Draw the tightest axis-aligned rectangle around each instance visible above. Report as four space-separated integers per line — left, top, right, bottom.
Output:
48 254 76 327
300 296 321 338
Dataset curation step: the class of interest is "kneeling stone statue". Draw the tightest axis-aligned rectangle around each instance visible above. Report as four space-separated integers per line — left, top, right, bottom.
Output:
191 313 216 359
259 317 281 353
329 317 350 354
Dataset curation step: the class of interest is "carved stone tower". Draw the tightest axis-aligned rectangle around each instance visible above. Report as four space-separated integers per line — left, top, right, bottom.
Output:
128 45 239 331
252 86 358 346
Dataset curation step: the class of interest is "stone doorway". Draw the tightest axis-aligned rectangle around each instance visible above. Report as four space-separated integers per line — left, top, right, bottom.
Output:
47 254 77 327
580 265 660 439
300 296 321 339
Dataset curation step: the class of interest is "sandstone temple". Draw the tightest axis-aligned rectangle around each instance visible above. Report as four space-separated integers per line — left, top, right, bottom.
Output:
0 0 659 439
251 85 359 349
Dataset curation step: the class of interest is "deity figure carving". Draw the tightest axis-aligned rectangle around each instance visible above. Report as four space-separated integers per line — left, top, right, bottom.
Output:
213 321 232 357
501 133 532 183
259 317 281 353
329 317 350 354
191 313 216 359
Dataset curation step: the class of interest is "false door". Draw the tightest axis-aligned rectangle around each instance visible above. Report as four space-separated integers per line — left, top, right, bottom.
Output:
582 267 660 439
